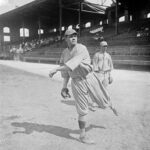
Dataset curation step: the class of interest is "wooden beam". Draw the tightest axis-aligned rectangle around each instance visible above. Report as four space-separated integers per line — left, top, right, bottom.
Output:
63 7 105 14
59 0 62 40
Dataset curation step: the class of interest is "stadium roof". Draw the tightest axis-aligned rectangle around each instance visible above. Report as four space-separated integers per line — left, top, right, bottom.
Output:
0 0 107 28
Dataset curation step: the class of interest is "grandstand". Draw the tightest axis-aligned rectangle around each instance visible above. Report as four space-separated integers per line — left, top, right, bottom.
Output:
0 0 150 70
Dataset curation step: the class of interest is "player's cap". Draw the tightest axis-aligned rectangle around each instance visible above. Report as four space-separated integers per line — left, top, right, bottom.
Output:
100 41 108 47
64 29 77 36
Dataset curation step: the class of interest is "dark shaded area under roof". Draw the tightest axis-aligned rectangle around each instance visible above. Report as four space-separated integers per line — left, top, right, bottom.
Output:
118 0 150 11
0 0 106 28
0 0 149 25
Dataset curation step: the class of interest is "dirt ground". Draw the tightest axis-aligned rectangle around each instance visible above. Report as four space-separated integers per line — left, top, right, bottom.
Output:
0 62 150 150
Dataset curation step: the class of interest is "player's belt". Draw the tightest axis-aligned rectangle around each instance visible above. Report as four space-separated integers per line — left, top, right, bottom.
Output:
94 71 108 74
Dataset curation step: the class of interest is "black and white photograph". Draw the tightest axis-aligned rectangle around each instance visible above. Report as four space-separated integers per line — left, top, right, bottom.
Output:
0 0 150 149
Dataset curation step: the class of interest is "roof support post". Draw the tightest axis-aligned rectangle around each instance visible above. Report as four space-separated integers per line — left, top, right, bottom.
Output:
78 2 82 37
115 0 118 35
38 17 41 41
22 20 25 43
59 0 62 40
0 26 4 52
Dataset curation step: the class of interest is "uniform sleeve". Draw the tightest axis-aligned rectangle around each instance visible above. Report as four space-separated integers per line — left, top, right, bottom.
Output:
59 51 70 78
109 55 113 71
65 45 87 71
92 53 99 71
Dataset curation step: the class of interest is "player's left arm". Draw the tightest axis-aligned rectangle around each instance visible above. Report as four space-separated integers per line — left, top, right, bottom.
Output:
107 55 114 84
107 54 113 73
62 76 70 88
109 56 114 71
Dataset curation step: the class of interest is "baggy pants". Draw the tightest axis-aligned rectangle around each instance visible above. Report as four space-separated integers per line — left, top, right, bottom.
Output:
94 71 110 88
71 72 111 116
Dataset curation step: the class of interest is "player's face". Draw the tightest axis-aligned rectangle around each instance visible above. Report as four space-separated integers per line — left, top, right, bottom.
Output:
101 45 107 52
65 34 77 46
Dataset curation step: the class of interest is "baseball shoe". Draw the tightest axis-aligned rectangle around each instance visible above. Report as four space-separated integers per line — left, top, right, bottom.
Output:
89 106 97 112
79 136 95 144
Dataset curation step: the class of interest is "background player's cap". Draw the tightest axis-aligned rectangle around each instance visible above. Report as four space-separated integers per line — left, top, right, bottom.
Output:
64 29 77 36
100 41 108 47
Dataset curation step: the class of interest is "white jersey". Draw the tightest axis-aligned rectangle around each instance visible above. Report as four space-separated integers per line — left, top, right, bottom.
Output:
93 51 113 72
60 43 92 79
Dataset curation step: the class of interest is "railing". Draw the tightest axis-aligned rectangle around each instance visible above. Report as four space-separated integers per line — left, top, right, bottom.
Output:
23 56 60 64
21 44 150 67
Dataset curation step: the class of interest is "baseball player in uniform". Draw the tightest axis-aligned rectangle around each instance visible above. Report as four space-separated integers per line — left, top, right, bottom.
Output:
49 29 117 144
93 41 113 88
92 41 118 113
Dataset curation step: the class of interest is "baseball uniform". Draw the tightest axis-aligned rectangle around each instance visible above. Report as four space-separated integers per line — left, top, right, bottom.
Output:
60 43 111 115
93 51 113 87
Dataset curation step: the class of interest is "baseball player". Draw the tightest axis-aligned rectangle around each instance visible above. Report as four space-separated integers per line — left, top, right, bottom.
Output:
92 40 118 113
49 29 117 144
93 41 113 88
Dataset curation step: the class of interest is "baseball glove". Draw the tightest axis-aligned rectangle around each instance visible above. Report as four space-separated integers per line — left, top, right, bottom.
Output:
61 88 71 99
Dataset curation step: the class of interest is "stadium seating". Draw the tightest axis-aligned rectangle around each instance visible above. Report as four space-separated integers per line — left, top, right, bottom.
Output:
3 21 148 69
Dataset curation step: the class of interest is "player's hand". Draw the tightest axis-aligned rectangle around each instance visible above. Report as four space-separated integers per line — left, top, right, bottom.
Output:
49 69 57 78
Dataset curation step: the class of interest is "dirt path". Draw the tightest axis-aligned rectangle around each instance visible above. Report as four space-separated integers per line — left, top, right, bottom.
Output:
0 64 150 150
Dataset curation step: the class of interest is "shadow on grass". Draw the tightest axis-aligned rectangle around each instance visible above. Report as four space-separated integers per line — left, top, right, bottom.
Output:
11 122 105 142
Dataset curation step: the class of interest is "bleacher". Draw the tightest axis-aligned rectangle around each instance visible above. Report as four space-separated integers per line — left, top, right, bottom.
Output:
20 22 150 69
23 47 62 64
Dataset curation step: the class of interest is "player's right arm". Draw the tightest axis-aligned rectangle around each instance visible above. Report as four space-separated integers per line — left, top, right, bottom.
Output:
49 49 71 78
62 76 70 88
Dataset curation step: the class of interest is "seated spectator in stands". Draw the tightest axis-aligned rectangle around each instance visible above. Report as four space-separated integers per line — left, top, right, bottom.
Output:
137 27 150 37
145 28 149 36
10 45 17 60
24 42 32 51
94 34 104 41
36 40 41 48
10 45 16 53
136 31 141 37
21 42 25 49
30 40 36 49
49 37 54 44
99 36 104 42
15 44 24 61
18 44 24 53
9 45 16 59
45 38 51 45
40 39 44 47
